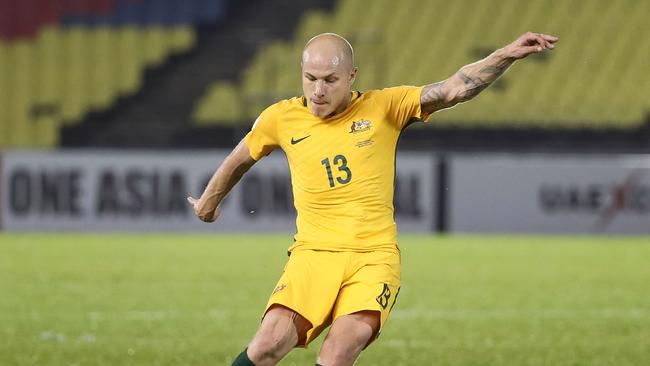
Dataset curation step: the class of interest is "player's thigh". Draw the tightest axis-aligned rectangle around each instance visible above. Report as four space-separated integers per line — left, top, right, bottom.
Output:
264 249 348 345
326 309 380 345
332 250 401 342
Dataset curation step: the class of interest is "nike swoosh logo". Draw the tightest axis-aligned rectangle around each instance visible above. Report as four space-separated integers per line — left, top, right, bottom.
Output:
291 135 311 145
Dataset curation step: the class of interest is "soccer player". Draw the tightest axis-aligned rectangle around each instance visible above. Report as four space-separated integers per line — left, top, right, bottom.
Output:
188 31 558 366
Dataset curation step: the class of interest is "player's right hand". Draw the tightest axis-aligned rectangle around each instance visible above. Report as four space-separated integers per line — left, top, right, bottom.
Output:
187 196 220 223
504 32 558 60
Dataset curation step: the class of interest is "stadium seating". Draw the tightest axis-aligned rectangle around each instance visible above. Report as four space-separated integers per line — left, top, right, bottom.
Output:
0 0 225 148
193 81 242 124
195 0 649 129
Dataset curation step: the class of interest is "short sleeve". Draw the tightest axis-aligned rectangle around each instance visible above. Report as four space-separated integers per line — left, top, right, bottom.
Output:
379 86 431 130
244 104 280 160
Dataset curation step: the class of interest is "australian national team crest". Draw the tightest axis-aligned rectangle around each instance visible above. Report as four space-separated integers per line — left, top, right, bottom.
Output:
349 119 373 134
350 119 374 148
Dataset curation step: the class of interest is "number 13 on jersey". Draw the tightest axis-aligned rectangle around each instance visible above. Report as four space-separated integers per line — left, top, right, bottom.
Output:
321 154 352 188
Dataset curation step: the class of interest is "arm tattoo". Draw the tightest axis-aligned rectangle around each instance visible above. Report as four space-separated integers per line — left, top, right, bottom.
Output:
423 51 513 113
456 71 489 101
457 63 508 102
422 81 449 111
478 65 507 76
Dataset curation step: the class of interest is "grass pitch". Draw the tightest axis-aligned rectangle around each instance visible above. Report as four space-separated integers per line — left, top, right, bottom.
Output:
1 234 649 365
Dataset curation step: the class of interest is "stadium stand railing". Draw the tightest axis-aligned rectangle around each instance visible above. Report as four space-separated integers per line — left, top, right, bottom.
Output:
194 0 649 129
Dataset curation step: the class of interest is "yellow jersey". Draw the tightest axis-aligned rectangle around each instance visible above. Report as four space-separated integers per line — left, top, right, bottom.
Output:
244 86 429 252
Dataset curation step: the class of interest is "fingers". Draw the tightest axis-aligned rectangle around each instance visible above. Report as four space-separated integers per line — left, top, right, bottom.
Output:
531 33 552 50
526 32 558 50
539 34 556 49
202 213 216 223
507 32 558 59
540 34 559 43
201 207 218 223
521 45 545 55
187 196 218 223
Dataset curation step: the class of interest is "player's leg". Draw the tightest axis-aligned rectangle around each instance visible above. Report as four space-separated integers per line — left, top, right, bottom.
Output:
232 304 311 366
233 249 348 365
316 249 401 365
316 310 380 366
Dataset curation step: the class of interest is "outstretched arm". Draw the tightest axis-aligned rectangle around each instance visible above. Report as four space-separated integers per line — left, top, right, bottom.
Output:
421 32 559 114
187 138 257 222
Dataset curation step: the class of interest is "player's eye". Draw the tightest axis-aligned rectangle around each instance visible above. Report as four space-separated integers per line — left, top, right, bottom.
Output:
305 74 316 81
326 78 337 83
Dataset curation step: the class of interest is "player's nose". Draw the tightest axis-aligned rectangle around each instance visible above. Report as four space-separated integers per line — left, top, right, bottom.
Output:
314 80 326 97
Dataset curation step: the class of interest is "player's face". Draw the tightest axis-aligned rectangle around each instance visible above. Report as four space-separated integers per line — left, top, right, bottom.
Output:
302 55 356 119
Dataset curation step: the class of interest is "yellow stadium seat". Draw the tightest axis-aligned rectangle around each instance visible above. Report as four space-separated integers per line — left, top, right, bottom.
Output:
0 42 9 146
275 51 302 98
60 26 90 124
7 41 35 146
32 26 63 146
193 81 243 124
268 43 300 97
241 42 288 119
330 0 365 36
142 26 167 67
169 25 196 54
87 26 117 111
33 27 62 112
114 26 144 95
294 10 331 45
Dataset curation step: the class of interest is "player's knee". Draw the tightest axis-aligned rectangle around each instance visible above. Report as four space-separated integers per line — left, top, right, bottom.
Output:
247 306 308 364
319 338 367 366
320 319 378 364
247 336 287 364
333 341 366 361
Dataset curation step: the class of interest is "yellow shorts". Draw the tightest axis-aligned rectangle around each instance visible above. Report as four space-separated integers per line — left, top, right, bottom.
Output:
263 248 401 347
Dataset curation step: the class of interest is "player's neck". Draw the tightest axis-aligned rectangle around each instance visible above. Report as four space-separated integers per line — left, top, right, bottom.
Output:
326 92 354 119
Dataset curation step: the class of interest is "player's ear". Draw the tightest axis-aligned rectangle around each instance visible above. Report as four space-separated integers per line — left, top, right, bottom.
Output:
349 66 358 85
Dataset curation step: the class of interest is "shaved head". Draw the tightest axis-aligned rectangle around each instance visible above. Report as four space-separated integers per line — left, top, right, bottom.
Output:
302 33 354 71
301 33 357 118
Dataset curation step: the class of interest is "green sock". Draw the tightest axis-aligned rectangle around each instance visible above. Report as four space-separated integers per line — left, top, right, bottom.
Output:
232 348 255 366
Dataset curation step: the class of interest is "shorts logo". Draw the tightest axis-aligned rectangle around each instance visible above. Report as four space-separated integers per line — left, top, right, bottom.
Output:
272 283 286 295
376 283 391 309
349 119 372 134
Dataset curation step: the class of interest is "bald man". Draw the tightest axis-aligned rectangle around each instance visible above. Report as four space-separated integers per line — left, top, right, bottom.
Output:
188 32 558 365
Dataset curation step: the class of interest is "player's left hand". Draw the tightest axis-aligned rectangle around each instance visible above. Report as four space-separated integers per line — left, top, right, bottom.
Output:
187 196 220 223
504 32 559 60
